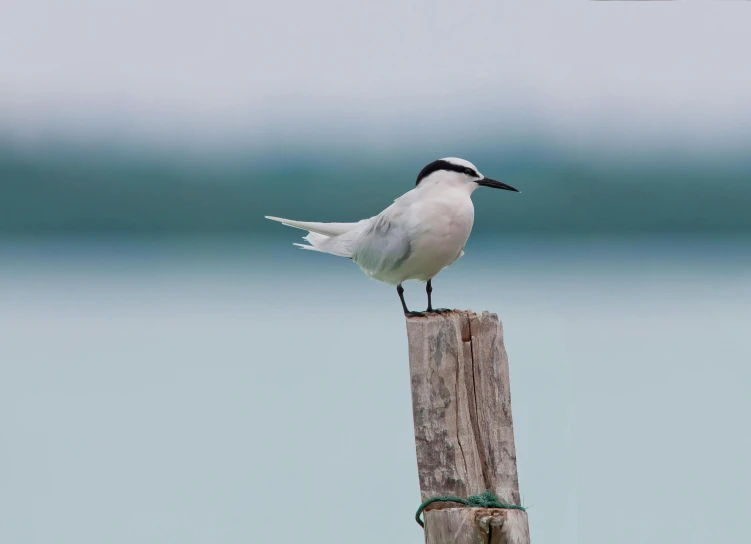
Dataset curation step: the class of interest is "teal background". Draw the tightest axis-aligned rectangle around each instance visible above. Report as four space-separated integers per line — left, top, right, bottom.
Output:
3 141 751 237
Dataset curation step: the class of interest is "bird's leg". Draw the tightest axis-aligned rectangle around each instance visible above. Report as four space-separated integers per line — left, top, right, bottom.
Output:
397 284 409 314
424 279 452 313
398 284 424 317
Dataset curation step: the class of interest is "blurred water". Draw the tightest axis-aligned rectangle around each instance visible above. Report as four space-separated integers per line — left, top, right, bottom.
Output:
1 237 750 544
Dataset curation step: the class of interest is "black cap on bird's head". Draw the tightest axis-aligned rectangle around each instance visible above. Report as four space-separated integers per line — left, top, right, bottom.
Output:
415 157 520 193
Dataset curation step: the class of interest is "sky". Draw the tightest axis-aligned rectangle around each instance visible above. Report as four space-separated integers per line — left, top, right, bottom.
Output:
2 1 751 151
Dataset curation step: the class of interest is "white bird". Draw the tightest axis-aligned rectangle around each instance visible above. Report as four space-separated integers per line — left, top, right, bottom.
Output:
266 157 519 316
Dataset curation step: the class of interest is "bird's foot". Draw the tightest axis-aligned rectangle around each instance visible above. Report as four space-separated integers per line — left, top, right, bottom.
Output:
405 311 426 318
432 308 453 314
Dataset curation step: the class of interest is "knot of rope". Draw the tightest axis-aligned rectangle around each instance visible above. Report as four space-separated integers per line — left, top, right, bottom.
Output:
415 490 526 528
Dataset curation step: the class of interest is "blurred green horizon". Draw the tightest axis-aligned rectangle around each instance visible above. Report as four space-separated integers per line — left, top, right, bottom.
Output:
3 138 750 239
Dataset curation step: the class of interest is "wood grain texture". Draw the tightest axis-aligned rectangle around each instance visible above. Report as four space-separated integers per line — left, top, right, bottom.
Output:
467 312 521 505
424 508 530 544
407 310 529 543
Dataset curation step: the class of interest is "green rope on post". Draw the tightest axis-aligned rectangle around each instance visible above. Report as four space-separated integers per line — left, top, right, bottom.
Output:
415 490 526 528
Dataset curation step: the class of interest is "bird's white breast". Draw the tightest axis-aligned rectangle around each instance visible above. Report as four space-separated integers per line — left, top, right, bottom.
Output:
397 185 475 282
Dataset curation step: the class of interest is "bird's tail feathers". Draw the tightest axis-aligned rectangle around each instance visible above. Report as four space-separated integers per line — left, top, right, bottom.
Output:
293 231 355 258
265 216 362 237
266 216 362 258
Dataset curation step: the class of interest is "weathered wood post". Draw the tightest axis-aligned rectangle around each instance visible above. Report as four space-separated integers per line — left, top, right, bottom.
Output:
407 310 530 544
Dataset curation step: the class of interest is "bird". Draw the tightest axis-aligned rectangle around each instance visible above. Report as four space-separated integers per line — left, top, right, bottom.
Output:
266 157 520 316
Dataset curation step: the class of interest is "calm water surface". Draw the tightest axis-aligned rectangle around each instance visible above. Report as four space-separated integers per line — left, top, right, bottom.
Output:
1 238 749 544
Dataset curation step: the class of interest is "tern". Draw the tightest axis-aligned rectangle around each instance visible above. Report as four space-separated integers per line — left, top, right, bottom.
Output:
266 158 519 316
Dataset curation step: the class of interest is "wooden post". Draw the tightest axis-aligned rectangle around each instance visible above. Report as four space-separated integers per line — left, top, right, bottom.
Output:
407 310 530 544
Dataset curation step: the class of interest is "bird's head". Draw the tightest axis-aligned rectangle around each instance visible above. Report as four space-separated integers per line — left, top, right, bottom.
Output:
415 157 520 193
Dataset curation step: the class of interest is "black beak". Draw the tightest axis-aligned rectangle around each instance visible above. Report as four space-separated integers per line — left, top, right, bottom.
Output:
477 177 520 193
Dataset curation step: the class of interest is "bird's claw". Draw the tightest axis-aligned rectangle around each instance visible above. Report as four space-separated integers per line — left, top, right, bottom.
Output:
405 311 426 318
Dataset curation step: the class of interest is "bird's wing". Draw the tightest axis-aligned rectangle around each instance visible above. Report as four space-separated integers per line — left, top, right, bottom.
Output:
351 207 412 276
